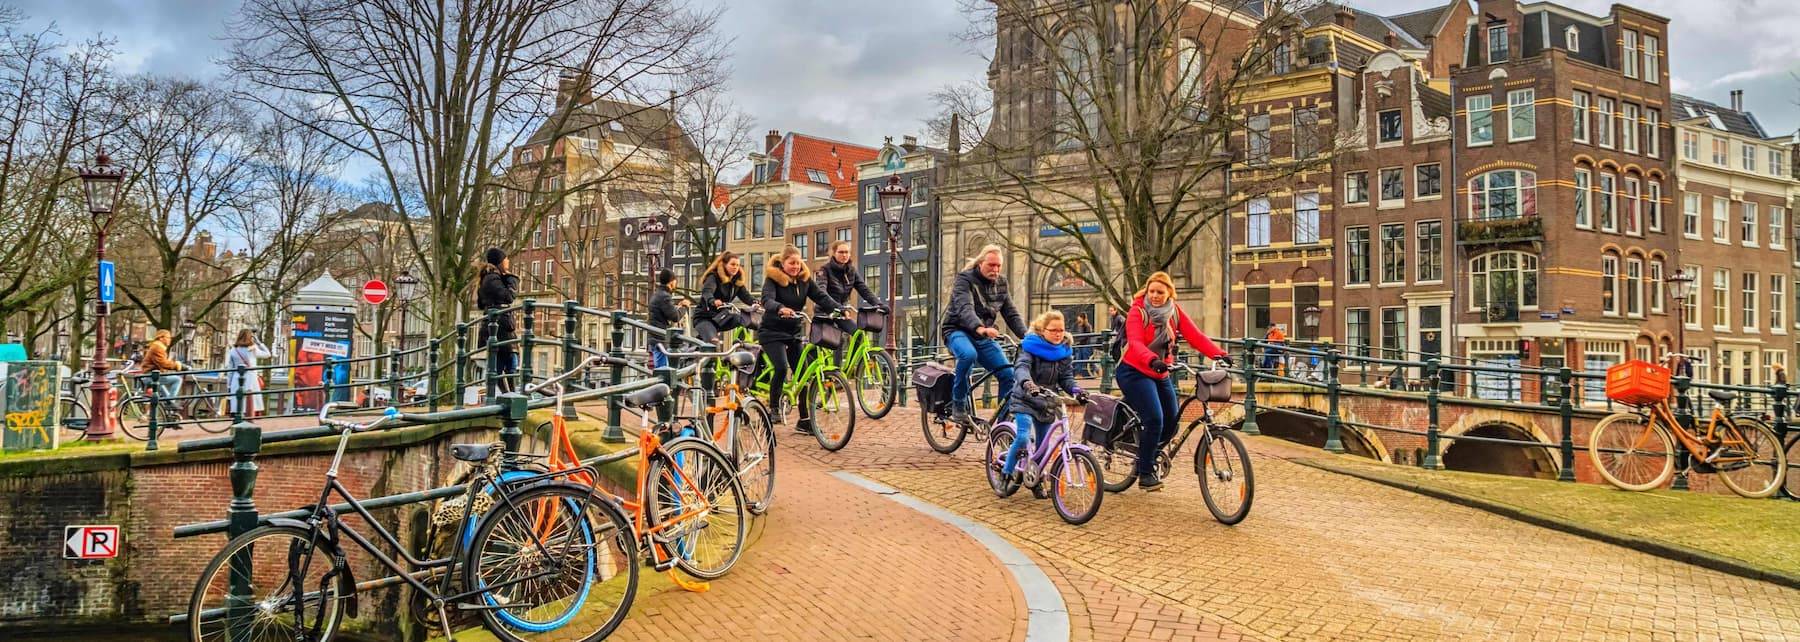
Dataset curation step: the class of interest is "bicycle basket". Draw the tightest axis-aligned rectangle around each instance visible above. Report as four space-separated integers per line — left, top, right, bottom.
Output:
910 361 955 413
1196 370 1232 402
808 319 846 350
858 308 888 333
1081 393 1123 444
1605 360 1670 407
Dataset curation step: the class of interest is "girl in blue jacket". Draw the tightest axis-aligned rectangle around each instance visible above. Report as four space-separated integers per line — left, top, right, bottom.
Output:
998 311 1088 479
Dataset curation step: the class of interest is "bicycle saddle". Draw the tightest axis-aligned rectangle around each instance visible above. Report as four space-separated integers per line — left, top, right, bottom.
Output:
727 351 757 369
1707 389 1736 404
621 383 671 410
451 443 494 463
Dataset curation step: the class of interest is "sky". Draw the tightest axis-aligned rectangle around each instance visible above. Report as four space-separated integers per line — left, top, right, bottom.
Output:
10 0 1800 170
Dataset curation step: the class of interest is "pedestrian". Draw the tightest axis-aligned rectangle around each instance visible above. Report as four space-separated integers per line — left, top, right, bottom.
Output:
136 328 186 400
997 310 1088 481
759 246 842 431
647 268 689 369
1072 313 1095 376
1116 271 1230 491
226 329 271 417
1260 324 1287 373
818 239 888 363
476 247 520 391
940 244 1027 425
1107 306 1126 364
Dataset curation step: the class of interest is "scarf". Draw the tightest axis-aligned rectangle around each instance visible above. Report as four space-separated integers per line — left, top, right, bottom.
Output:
1021 333 1072 361
1143 298 1178 358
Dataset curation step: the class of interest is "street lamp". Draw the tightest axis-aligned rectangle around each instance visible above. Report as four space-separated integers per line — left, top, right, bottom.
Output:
394 269 421 368
1668 268 1695 358
639 214 669 307
1301 305 1322 341
876 175 910 349
80 148 125 441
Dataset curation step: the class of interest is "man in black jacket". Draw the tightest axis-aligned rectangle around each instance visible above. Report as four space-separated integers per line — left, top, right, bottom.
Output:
647 269 688 368
939 244 1026 424
477 247 520 391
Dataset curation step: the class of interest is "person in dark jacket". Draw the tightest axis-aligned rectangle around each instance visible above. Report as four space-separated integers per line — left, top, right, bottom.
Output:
939 244 1026 424
1107 306 1127 363
997 311 1088 480
476 247 519 390
818 239 887 362
647 269 688 368
759 246 842 430
1117 271 1230 491
695 251 756 343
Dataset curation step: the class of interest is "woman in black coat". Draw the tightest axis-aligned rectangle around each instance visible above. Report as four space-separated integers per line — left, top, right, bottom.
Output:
759 246 841 430
695 251 756 343
476 247 519 389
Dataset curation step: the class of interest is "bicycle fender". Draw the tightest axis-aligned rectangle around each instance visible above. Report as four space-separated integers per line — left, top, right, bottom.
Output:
263 517 359 619
1065 443 1095 456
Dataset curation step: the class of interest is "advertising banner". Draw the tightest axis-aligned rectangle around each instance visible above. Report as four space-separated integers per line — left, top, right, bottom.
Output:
290 310 354 411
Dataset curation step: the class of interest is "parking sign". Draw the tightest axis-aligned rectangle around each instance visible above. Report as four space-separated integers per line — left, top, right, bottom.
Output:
64 525 120 559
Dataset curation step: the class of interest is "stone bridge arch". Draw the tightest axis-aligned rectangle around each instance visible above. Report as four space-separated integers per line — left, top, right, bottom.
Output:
1240 389 1391 462
1441 409 1559 479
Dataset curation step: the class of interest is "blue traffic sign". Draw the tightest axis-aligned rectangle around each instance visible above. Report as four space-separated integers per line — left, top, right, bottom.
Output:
98 260 115 304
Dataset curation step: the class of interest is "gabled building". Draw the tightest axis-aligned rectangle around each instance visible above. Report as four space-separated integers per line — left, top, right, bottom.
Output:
723 130 878 289
856 136 947 348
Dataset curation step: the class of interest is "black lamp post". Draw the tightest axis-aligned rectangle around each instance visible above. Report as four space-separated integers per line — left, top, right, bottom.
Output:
79 149 125 441
1667 268 1694 358
395 269 421 369
876 175 910 350
639 214 668 308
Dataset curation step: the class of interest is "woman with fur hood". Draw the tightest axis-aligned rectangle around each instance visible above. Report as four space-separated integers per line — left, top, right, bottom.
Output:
759 246 842 430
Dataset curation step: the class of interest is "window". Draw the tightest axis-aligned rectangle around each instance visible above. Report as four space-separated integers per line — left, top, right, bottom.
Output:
1379 167 1405 207
1574 169 1592 228
1247 114 1271 164
1469 252 1539 318
1380 223 1405 284
1378 109 1403 144
1247 287 1271 333
1345 309 1371 358
793 233 809 258
909 215 929 247
1771 149 1787 177
1713 268 1730 331
1247 197 1271 247
864 185 878 211
1691 347 1711 383
805 168 830 184
1599 172 1617 230
1622 30 1638 78
1415 164 1442 198
863 222 882 252
909 260 929 299
1467 95 1493 145
836 227 852 243
1620 103 1638 153
605 236 618 257
1712 138 1729 165
1294 108 1320 159
1646 109 1660 157
1774 275 1788 332
733 216 746 240
1718 348 1736 384
1765 351 1787 386
1602 254 1620 316
1713 197 1730 242
1682 131 1699 160
1683 192 1700 238
1650 260 1665 314
1772 206 1787 250
1743 271 1760 331
911 177 930 205
1487 24 1509 63
771 205 785 236
1623 177 1641 235
1416 220 1443 282
1468 169 1537 220
1294 192 1320 244
1294 286 1320 340
1743 144 1758 172
1572 92 1590 143
751 205 767 237
815 230 829 257
865 265 885 297
1625 257 1643 317
1345 171 1369 205
1508 89 1536 141
1684 264 1701 329
1565 25 1580 51
1643 35 1659 82
1346 226 1370 285
1647 181 1663 232
1743 202 1759 247
1596 97 1614 148
1381 308 1407 358
1583 341 1626 404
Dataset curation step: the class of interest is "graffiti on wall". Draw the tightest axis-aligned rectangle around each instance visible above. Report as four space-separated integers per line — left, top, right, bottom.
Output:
1 362 61 452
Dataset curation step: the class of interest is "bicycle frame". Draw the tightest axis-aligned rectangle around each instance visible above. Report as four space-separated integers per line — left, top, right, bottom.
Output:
1639 397 1754 462
999 409 1093 487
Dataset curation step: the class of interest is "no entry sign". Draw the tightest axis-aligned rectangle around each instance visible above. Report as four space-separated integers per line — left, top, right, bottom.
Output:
362 279 390 305
64 525 120 559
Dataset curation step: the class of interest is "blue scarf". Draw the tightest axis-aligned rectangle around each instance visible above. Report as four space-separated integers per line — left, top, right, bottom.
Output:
1021 333 1072 361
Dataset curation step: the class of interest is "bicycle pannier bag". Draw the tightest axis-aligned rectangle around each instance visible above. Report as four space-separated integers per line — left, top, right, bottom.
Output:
1082 393 1122 444
808 320 846 350
1605 359 1670 407
911 361 955 412
858 308 888 333
1197 370 1233 402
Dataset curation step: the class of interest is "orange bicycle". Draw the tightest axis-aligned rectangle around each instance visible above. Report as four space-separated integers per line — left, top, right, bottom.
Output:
1590 358 1787 497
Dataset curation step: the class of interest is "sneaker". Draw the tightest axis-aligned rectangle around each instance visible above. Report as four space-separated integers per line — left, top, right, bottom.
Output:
1138 472 1164 492
794 423 813 435
949 402 972 426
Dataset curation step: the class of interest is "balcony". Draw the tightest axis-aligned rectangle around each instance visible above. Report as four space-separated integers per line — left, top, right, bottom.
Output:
1457 217 1543 249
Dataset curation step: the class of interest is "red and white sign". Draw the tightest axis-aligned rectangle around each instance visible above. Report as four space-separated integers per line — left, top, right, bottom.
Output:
362 279 389 305
64 525 120 559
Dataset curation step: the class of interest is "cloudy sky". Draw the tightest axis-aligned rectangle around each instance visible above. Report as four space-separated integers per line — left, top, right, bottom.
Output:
11 0 1800 157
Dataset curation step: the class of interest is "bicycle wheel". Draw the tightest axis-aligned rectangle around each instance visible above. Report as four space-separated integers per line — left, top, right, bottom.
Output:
195 397 229 433
117 396 155 441
809 371 857 451
646 439 748 580
920 405 969 454
733 400 777 515
187 525 348 642
985 424 1020 498
1713 416 1786 499
466 483 637 642
856 350 898 420
1196 429 1254 525
1050 449 1104 525
1785 434 1800 499
1588 412 1676 492
1097 413 1140 493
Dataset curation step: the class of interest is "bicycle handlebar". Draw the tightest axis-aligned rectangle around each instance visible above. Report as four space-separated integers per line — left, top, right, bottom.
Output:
318 403 402 432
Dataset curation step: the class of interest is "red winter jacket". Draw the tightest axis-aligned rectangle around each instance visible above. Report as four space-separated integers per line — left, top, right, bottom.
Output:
1121 296 1226 380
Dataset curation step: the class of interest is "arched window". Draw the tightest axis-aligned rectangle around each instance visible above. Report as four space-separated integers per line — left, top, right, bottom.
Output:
1178 38 1205 105
1468 169 1538 220
1469 252 1539 321
1056 31 1101 150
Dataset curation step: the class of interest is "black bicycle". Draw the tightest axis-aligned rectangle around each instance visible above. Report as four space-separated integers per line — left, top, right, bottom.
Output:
182 403 638 642
917 336 1018 454
1088 361 1254 524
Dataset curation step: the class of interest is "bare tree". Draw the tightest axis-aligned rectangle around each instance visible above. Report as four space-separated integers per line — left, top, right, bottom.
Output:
240 111 356 340
668 86 757 273
940 0 1332 310
226 0 727 336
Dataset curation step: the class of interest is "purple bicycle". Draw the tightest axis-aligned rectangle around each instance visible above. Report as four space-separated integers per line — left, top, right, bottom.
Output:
984 389 1105 525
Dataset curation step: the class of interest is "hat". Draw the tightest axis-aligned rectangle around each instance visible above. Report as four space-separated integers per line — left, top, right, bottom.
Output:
485 247 506 266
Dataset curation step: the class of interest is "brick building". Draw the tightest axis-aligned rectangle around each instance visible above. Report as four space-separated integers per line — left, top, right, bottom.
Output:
723 130 878 291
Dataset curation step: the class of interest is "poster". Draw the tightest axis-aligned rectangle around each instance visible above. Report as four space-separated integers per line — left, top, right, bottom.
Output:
291 310 355 411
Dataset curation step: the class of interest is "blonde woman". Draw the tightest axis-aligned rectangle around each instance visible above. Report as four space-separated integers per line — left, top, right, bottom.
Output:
938 244 1026 424
759 246 842 430
997 311 1088 479
695 251 755 343
1118 272 1229 491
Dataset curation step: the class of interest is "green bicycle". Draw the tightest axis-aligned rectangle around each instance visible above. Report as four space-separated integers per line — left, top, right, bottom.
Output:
749 311 859 452
841 306 899 420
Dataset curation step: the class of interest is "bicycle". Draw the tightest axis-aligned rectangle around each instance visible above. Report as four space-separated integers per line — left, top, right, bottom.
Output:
1088 361 1255 524
110 371 229 440
1589 367 1787 498
656 349 778 515
916 336 1018 454
748 310 858 451
840 306 899 420
984 389 1105 525
184 403 637 642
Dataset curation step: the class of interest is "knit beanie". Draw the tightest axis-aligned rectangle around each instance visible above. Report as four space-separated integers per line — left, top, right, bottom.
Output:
485 247 506 266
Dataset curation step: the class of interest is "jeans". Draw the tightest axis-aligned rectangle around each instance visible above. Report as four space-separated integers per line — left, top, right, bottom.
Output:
947 330 1014 413
651 345 668 369
155 374 183 400
1116 365 1178 477
1001 412 1046 475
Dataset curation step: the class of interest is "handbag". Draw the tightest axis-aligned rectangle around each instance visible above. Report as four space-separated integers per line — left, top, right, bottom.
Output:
1196 370 1232 402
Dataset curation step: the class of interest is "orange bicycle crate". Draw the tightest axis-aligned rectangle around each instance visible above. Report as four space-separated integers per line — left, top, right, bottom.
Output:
1605 360 1671 406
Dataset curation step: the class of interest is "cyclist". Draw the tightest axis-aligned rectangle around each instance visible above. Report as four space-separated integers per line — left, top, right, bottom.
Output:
647 268 689 368
997 310 1088 481
941 244 1026 425
136 328 186 400
818 239 888 362
695 251 756 344
1117 271 1230 492
759 246 843 430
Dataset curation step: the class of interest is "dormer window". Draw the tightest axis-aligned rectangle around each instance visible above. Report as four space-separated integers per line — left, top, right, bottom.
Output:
1487 24 1509 64
1564 26 1580 52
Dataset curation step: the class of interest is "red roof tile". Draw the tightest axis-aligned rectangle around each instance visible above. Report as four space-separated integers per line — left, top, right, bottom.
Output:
740 132 878 203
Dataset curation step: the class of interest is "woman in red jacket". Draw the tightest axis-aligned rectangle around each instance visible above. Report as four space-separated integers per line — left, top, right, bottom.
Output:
1116 272 1230 491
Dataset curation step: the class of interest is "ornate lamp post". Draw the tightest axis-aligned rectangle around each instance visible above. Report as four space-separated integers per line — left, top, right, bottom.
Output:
876 175 910 349
1300 305 1322 342
1667 268 1694 357
80 149 125 440
394 269 421 368
639 214 669 305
